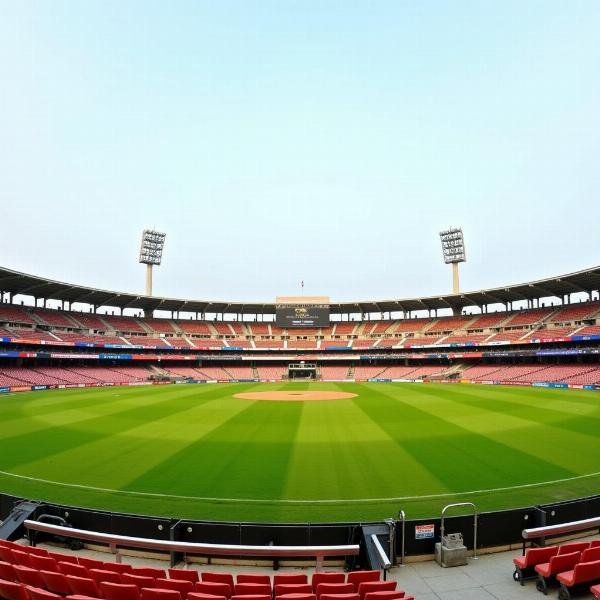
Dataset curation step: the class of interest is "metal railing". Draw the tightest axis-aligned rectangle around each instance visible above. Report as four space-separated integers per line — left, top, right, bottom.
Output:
370 534 392 579
522 516 600 542
396 510 406 565
440 502 478 565
24 520 359 569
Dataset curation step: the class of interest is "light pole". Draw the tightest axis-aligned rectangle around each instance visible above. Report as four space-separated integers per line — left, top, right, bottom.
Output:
439 227 466 294
139 229 166 296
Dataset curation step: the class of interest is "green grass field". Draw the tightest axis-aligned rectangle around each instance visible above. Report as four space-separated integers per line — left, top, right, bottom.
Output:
0 382 599 523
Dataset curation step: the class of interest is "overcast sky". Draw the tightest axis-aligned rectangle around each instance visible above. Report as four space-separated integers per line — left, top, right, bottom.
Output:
1 1 599 304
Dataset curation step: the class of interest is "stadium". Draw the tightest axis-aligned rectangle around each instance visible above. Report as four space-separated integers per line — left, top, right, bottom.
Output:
2 2 600 599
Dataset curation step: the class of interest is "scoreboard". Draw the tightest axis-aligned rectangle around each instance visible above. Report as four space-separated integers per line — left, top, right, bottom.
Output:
275 303 330 328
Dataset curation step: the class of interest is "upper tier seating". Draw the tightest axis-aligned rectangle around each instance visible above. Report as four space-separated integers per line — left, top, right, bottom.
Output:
550 303 600 322
465 313 510 329
503 308 553 327
69 313 109 330
177 321 212 335
143 319 177 334
34 309 78 328
98 316 145 333
0 305 35 325
428 316 476 333
249 323 270 335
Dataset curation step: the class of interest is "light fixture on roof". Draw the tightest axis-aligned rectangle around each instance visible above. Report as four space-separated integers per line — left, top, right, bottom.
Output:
139 229 166 296
439 227 466 294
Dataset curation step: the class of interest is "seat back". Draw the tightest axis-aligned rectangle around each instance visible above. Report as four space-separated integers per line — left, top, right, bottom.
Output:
559 542 590 555
103 563 134 575
168 569 199 583
357 581 396 600
572 560 600 584
89 568 123 585
311 574 345 592
549 551 581 575
346 572 379 593
26 586 62 600
100 581 142 600
48 551 78 564
155 578 195 596
131 567 167 579
28 555 59 572
78 557 105 570
40 570 71 595
195 581 232 598
121 573 156 590
363 592 405 600
275 584 313 597
0 561 18 582
187 593 227 600
524 546 558 566
319 594 360 600
140 588 182 600
58 562 88 578
65 574 102 597
317 583 354 598
581 547 600 563
202 573 235 592
13 565 46 589
0 579 30 600
237 575 271 586
234 583 272 596
230 595 271 600
274 575 308 586
276 594 316 600
10 552 32 568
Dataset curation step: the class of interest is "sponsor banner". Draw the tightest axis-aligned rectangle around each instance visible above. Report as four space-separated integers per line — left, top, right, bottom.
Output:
103 344 135 349
0 351 26 358
529 336 571 344
92 382 115 387
31 385 48 391
223 347 244 351
415 524 435 539
51 352 100 360
75 342 96 348
531 382 568 389
572 334 600 342
152 381 171 385
368 378 392 383
0 337 12 343
127 381 153 387
0 387 10 394
499 381 532 387
59 384 86 389
10 385 31 392
99 353 133 360
583 385 600 391
325 346 352 351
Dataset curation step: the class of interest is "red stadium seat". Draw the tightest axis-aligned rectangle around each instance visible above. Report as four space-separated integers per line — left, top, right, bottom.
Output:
345 573 379 594
581 547 600 563
230 595 271 600
121 574 156 591
59 563 89 578
534 551 581 594
88 569 123 585
319 594 359 600
357 582 396 600
559 542 590 555
274 585 312 598
233 583 272 597
512 546 559 584
48 552 78 565
154 578 194 597
311 574 345 593
28 556 59 573
140 589 181 600
273 576 307 586
79 559 106 571
592 583 600 599
194 582 232 598
99 582 141 600
26 586 63 600
557 559 600 597
102 564 133 575
236 576 270 587
13 566 46 590
201 574 234 596
168 570 199 583
277 595 316 600
65 575 103 598
0 561 18 582
40 570 72 595
11 552 33 568
363 592 405 600
187 593 227 600
316 584 354 599
131 568 166 579
0 548 16 563
0 580 31 600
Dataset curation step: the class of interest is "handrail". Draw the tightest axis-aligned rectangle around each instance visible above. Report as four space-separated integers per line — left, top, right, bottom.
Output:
396 510 406 565
522 516 600 540
440 502 478 565
24 520 359 566
370 534 392 574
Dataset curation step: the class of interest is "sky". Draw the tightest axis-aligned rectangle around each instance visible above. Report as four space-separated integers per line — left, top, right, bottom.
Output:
0 1 599 304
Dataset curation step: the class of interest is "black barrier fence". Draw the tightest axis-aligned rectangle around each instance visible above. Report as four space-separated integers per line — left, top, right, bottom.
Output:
2 492 599 561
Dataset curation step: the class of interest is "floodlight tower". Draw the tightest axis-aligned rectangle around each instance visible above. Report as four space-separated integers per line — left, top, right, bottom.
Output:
439 227 466 294
139 229 166 296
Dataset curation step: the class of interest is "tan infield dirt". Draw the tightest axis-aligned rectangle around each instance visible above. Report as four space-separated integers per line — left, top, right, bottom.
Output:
233 391 358 401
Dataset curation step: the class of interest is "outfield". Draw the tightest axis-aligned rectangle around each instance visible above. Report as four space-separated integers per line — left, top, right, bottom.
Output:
0 382 599 523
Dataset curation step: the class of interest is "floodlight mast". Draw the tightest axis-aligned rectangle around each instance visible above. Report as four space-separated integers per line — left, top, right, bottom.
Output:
138 230 166 296
439 227 466 294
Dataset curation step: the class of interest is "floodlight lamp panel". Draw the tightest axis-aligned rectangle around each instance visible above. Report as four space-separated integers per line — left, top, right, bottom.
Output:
139 229 166 265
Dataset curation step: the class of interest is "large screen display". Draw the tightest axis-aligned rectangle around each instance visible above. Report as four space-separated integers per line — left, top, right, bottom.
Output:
276 304 330 328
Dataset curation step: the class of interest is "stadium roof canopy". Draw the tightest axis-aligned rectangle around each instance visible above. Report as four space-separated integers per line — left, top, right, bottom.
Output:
0 265 599 316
